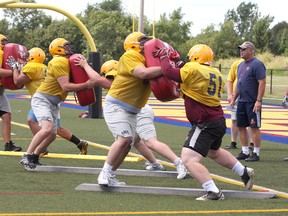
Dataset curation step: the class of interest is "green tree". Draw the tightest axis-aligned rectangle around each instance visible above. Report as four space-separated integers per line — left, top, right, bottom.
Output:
82 1 132 61
154 8 192 51
253 16 274 52
98 0 123 11
269 21 288 55
212 21 241 59
225 2 260 40
3 0 52 44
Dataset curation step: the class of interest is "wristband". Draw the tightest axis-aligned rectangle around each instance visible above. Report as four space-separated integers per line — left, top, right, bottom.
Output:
256 99 262 102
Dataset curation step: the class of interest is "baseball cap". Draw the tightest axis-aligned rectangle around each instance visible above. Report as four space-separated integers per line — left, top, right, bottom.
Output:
238 41 255 50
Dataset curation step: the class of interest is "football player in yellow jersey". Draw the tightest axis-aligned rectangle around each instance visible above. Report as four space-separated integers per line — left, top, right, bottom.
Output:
99 60 186 179
75 32 163 185
9 47 88 157
225 59 254 150
0 34 22 152
154 44 254 200
17 38 94 168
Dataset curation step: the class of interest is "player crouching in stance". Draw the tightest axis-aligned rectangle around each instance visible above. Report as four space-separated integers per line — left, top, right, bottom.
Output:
154 44 254 200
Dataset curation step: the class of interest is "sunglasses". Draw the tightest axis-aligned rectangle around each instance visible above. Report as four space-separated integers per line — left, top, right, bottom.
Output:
240 48 247 51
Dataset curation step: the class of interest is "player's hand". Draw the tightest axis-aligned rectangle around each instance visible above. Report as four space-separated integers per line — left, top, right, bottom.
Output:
86 79 94 89
152 48 168 59
6 56 18 71
170 50 180 61
282 95 288 108
74 55 87 68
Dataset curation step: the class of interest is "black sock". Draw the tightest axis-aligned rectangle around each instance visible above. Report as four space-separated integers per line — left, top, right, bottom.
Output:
231 141 237 145
31 154 39 163
70 135 81 145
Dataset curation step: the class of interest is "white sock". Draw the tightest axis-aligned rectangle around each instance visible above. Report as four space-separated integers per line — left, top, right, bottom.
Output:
232 161 245 176
242 146 249 155
253 147 260 156
173 157 181 166
202 180 219 193
102 162 113 172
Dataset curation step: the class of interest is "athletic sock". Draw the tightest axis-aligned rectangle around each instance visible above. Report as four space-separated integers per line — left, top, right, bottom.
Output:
70 135 81 145
202 180 219 193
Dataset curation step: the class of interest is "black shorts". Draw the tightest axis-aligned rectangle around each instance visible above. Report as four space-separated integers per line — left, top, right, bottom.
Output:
183 117 227 157
237 101 261 128
0 110 8 117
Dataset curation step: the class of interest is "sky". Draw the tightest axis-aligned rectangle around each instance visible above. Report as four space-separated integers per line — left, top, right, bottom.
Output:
0 0 286 36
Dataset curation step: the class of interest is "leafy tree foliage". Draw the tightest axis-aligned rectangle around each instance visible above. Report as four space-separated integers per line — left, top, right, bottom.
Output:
0 0 287 62
225 2 260 40
269 21 288 55
212 21 242 59
154 8 191 52
3 0 52 44
253 16 274 52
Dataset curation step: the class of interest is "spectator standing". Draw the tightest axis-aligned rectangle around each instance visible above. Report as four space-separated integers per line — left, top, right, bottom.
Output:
226 59 254 151
230 41 266 162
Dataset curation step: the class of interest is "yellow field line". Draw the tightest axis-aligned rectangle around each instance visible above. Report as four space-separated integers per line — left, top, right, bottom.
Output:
1 208 288 215
0 151 142 162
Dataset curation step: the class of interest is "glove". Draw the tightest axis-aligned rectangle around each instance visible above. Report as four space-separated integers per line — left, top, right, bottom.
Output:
6 56 18 71
170 49 180 61
282 95 288 108
174 58 185 68
152 48 168 59
176 60 185 68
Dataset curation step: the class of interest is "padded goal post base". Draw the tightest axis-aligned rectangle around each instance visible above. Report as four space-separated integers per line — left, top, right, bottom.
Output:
75 184 277 199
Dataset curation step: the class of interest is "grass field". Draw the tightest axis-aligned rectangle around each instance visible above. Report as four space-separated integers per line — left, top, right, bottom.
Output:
0 93 288 216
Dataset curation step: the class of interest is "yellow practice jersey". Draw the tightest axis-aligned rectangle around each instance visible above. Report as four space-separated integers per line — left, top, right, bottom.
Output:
37 55 70 101
22 62 47 97
108 50 150 109
180 62 225 107
227 59 243 89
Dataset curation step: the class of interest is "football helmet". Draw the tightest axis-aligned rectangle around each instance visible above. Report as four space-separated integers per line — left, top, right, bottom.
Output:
28 47 46 63
101 60 118 77
186 44 214 66
49 38 75 57
123 32 150 52
0 34 8 50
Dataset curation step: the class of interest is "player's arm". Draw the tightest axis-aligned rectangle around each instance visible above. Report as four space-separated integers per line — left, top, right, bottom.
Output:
74 56 112 89
230 86 239 108
226 80 233 103
0 68 13 77
257 78 266 102
133 65 162 79
153 48 182 82
13 71 30 87
57 76 94 92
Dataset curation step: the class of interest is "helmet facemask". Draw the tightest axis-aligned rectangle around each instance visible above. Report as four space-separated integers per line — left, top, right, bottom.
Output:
60 41 76 56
